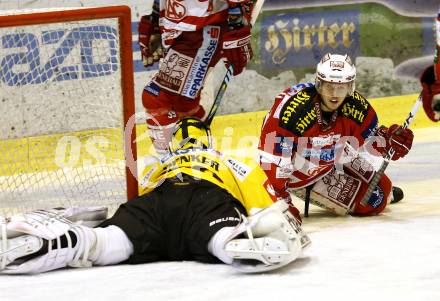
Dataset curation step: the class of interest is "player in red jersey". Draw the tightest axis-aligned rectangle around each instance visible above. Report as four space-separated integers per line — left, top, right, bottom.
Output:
138 0 254 155
420 8 440 122
258 53 414 216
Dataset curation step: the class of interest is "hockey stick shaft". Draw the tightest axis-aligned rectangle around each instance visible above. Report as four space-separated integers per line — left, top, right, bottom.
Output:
250 0 265 23
204 0 265 125
304 186 311 217
360 92 423 205
205 64 234 125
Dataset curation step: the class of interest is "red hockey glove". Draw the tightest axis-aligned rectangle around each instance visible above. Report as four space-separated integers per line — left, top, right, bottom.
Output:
421 65 440 122
221 26 253 76
377 125 414 160
138 15 163 67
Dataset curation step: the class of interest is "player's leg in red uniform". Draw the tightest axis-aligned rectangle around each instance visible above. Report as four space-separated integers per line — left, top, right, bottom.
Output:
142 26 224 155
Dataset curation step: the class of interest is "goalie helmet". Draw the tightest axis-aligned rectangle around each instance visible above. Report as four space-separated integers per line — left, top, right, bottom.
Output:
315 53 356 98
169 117 212 153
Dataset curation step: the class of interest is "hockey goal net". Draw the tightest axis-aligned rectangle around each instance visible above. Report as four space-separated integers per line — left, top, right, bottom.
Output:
0 6 138 216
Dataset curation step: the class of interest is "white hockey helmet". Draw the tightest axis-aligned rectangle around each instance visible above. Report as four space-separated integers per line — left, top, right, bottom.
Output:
315 53 356 98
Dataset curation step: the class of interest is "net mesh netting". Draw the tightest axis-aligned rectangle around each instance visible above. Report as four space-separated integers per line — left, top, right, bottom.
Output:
0 9 132 216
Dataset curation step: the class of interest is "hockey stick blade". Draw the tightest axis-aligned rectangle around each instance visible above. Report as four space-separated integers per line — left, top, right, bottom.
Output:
360 92 423 206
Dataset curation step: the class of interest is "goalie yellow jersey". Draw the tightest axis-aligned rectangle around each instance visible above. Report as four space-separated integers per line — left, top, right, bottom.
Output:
138 149 276 214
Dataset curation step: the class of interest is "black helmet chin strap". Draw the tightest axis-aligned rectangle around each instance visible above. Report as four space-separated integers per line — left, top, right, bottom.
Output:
181 118 190 141
173 118 211 150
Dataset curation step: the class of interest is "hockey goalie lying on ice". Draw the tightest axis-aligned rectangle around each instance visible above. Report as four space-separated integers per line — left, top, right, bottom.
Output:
0 118 310 274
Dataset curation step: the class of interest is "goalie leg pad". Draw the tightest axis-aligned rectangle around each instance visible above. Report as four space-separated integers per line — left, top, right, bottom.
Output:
44 206 108 227
0 210 98 274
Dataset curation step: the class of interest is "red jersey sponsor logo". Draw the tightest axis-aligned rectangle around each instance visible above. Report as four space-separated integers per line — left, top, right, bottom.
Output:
321 171 360 207
307 164 331 177
154 50 193 94
330 61 344 69
310 134 341 147
341 102 366 123
281 91 311 124
166 0 187 21
182 26 219 98
210 27 220 39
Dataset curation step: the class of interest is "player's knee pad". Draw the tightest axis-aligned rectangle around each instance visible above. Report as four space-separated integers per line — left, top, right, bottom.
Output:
210 201 310 273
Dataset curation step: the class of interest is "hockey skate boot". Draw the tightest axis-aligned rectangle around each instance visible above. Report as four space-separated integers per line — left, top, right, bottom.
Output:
390 186 404 204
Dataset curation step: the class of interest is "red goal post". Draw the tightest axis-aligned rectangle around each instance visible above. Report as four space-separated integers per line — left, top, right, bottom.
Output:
0 6 138 215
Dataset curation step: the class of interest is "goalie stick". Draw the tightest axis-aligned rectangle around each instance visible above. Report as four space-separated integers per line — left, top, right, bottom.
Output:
360 92 423 206
205 0 265 125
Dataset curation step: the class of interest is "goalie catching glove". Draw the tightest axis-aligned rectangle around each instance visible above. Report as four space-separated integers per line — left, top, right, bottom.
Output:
208 201 310 273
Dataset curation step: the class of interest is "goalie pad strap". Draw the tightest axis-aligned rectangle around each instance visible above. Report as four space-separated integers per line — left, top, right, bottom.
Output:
207 227 235 264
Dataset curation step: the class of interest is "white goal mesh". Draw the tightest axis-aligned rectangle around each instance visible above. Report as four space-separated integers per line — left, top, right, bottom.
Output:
0 6 137 216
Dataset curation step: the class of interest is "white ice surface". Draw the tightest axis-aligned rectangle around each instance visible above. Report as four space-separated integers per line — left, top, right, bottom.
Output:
1 127 440 301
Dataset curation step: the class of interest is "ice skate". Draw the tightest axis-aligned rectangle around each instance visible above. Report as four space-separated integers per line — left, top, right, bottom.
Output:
390 186 404 204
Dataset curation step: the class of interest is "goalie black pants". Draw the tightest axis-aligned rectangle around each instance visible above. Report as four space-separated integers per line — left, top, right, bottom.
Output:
99 178 246 264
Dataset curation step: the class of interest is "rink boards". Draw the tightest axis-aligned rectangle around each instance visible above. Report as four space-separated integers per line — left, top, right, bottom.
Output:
1 92 438 179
